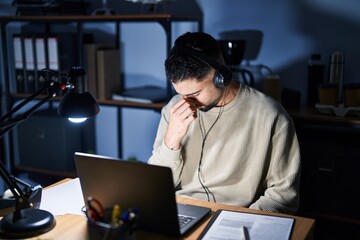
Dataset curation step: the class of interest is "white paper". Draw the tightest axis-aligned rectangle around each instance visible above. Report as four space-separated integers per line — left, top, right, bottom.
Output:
40 178 85 216
201 210 294 240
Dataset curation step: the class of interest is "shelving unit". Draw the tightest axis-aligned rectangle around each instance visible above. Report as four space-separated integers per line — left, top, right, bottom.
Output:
0 14 203 181
1 14 203 99
288 107 360 239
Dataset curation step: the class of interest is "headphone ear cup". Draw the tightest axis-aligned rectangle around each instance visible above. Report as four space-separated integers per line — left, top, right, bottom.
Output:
214 65 232 88
213 71 225 88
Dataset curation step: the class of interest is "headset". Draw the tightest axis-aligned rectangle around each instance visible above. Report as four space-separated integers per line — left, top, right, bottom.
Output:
176 46 233 88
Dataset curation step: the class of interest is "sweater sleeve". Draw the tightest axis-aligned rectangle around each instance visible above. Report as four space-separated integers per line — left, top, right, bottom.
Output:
249 119 301 215
148 105 184 187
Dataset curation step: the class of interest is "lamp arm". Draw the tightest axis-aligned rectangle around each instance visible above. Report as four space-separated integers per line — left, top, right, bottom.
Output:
0 67 68 124
0 85 49 123
0 162 27 206
0 80 58 214
0 86 54 139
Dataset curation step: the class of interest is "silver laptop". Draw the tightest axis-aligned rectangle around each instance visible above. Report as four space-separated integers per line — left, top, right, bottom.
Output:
74 152 211 237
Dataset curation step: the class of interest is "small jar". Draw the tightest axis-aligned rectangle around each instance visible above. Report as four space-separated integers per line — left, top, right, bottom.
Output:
344 82 360 108
318 83 338 106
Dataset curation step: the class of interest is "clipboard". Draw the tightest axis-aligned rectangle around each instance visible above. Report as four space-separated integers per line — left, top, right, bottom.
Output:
199 209 294 240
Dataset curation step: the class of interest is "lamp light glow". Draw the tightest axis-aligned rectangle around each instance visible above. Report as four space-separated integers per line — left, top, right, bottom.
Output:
68 117 87 123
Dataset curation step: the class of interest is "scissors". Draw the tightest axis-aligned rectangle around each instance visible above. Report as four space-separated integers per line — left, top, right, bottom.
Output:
85 196 105 222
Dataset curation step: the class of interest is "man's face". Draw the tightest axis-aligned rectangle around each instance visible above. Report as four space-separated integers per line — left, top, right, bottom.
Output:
172 69 224 112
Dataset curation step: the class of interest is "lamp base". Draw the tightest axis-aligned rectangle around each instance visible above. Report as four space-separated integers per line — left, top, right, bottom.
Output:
0 208 56 238
0 185 42 217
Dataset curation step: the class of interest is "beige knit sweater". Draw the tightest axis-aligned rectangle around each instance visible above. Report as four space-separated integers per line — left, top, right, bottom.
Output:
148 84 301 214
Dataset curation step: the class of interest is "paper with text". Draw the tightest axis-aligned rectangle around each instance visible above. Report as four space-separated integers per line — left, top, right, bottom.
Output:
201 210 294 240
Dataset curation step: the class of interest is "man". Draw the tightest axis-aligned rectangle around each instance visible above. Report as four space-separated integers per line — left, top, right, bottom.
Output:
148 32 300 214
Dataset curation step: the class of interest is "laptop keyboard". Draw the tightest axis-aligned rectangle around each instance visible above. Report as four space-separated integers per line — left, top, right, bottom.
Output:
178 214 196 229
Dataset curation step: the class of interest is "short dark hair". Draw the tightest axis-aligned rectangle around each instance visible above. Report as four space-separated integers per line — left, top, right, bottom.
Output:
165 32 222 83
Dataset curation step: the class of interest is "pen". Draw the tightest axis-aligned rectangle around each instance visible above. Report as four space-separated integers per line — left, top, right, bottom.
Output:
240 225 248 240
111 204 121 225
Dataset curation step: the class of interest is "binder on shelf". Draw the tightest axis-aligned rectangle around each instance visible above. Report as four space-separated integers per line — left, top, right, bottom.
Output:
12 35 25 93
47 36 60 71
56 33 78 75
47 34 77 77
84 43 113 99
34 36 47 87
24 36 36 93
112 85 168 103
96 48 122 100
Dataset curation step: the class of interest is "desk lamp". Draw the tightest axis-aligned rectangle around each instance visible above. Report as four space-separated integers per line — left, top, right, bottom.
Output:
0 66 100 238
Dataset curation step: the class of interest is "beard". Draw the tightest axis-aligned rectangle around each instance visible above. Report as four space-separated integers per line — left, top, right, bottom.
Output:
199 93 223 112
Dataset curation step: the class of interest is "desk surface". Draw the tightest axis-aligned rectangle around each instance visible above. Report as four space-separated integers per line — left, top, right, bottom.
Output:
30 179 315 240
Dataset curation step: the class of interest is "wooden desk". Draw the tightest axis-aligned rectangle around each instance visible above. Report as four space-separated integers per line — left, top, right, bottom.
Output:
30 179 315 239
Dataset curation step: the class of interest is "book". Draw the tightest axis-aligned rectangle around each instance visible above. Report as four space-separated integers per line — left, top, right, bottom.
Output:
199 209 294 240
96 48 122 100
84 43 113 99
112 85 168 103
46 33 79 96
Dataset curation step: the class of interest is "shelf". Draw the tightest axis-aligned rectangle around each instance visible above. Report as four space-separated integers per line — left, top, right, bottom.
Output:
0 14 202 24
1 13 202 109
287 107 360 126
15 165 77 178
11 93 165 110
99 99 165 110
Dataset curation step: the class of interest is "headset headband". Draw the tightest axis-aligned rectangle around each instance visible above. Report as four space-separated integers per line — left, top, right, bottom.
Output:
174 45 232 88
176 45 222 71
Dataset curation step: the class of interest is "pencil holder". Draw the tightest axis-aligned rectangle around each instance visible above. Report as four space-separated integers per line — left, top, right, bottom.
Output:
86 208 137 240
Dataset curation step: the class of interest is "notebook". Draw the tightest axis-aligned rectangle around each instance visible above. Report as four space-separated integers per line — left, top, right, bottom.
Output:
74 152 211 237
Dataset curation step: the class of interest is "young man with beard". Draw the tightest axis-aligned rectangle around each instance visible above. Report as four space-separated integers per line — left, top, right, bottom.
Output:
148 32 300 214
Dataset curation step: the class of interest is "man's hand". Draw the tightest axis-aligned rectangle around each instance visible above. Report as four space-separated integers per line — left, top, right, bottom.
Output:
164 98 198 150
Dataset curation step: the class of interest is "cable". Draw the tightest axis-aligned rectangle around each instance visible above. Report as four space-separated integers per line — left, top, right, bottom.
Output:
197 88 227 202
197 138 216 202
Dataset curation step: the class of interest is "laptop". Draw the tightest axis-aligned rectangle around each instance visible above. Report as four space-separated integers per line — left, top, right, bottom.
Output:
74 152 211 237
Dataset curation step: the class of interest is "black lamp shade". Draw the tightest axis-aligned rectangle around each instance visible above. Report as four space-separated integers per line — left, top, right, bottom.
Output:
58 91 100 118
218 40 246 66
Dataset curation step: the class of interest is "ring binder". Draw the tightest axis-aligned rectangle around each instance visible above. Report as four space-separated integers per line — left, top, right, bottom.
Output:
24 36 36 93
12 35 25 93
